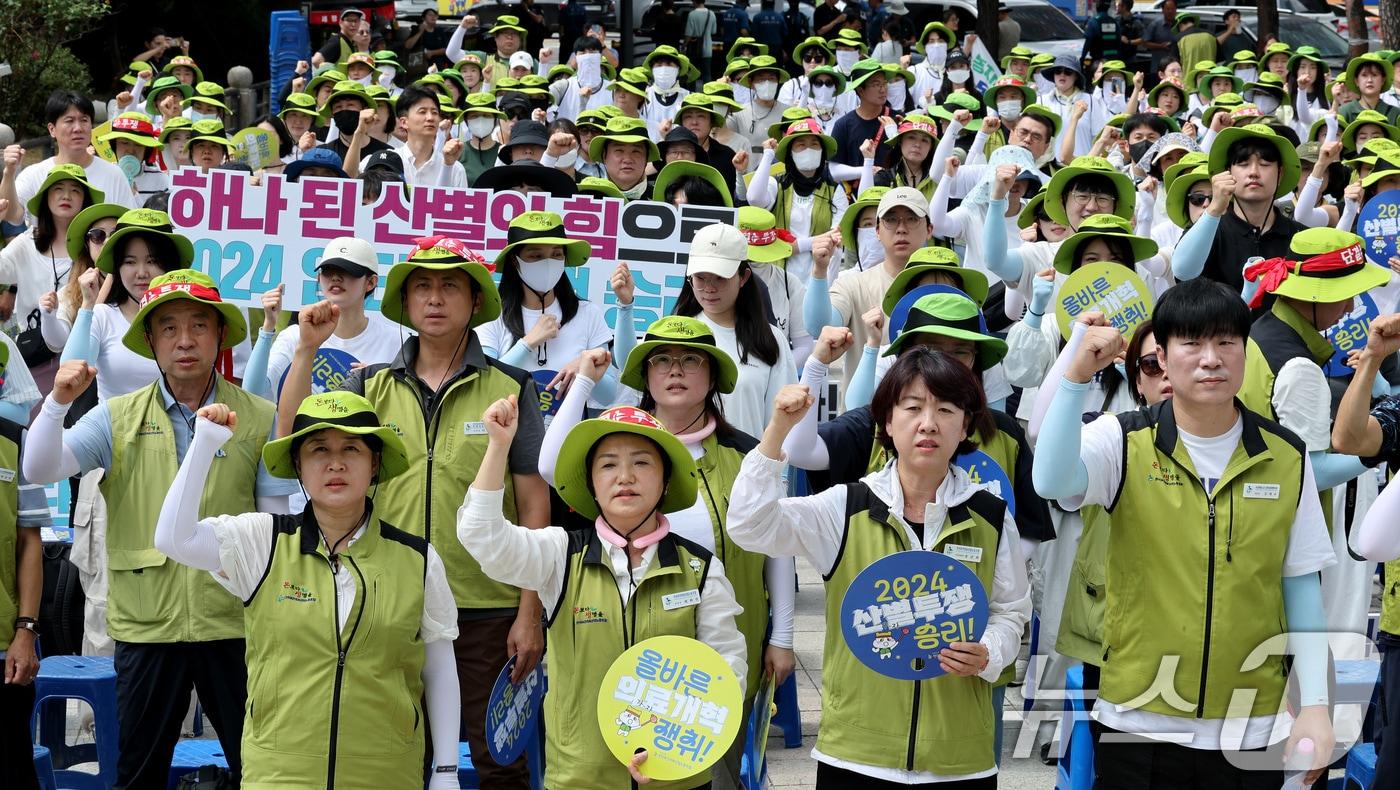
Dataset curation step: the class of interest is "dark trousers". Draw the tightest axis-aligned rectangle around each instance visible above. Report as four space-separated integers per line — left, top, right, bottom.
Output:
816 763 996 789
1 678 39 790
454 614 529 788
114 639 246 790
1375 642 1400 789
1093 724 1283 790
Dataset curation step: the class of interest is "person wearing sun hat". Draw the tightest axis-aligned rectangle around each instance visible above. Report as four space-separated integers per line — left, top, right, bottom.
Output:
339 50 380 86
837 185 891 274
870 113 940 200
825 58 893 169
1339 51 1400 126
655 125 707 168
182 118 234 171
454 92 502 183
672 93 742 189
1341 109 1400 154
653 160 733 209
727 55 790 165
182 81 231 124
279 235 548 789
25 267 296 788
307 67 349 107
459 380 747 788
640 45 692 130
161 54 202 86
1162 164 1213 238
153 388 463 789
144 75 194 124
778 36 831 108
908 20 956 102
1148 77 1188 120
275 93 320 165
590 116 660 201
747 118 847 282
737 205 814 364
484 14 528 85
98 112 169 201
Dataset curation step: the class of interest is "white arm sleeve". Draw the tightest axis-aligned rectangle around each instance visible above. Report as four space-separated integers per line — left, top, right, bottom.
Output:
446 25 468 65
537 375 593 486
23 396 80 484
783 356 831 470
423 640 462 774
746 149 778 208
1292 177 1331 228
764 555 797 649
153 416 231 572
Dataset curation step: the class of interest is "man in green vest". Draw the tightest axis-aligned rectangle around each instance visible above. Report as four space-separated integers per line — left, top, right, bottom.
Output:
1173 13 1217 77
1034 277 1336 788
24 269 295 789
485 15 528 87
277 236 549 788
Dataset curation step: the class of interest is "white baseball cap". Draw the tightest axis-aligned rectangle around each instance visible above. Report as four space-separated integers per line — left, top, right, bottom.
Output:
510 51 535 70
686 225 747 278
877 186 930 219
317 237 378 278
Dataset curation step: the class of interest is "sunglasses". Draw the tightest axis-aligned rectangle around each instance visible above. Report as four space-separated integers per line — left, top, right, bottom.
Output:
803 53 827 63
1137 353 1164 378
812 80 837 89
1186 192 1211 207
86 228 109 245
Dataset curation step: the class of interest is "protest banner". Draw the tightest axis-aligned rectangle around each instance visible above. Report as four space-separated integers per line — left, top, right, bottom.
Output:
967 38 1004 95
1054 262 1153 342
1358 189 1400 266
485 656 545 766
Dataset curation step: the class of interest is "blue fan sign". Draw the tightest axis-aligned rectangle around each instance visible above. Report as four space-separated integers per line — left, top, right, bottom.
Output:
1323 292 1380 378
1357 190 1400 266
532 369 564 422
485 655 544 765
840 550 990 681
954 450 1016 516
277 347 357 396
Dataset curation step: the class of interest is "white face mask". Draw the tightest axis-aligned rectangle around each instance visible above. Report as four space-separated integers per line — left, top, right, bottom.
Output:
812 84 837 106
353 74 373 87
857 227 884 270
1253 93 1281 115
947 69 971 84
754 80 779 102
887 79 906 108
792 147 823 172
836 50 858 71
653 65 679 91
926 43 947 62
467 117 497 139
188 109 219 123
554 148 579 169
518 257 567 294
713 105 730 120
1236 67 1258 84
996 99 1023 119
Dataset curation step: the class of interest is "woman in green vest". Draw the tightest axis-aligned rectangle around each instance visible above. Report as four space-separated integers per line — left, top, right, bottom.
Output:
459 395 747 789
153 391 463 790
745 118 850 281
729 348 1032 787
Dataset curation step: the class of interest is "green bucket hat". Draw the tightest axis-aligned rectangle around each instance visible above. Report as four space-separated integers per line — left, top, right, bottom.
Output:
1044 156 1135 226
1361 153 1400 187
847 59 889 92
774 118 837 162
1342 110 1400 151
122 269 247 358
380 238 501 330
1184 59 1218 94
1251 228 1389 305
619 316 738 394
807 66 847 96
262 392 411 481
1096 60 1131 85
610 67 650 99
885 114 940 149
1173 11 1200 30
1019 103 1062 138
188 119 234 151
461 91 505 118
701 81 743 111
65 203 127 261
183 81 228 108
1287 46 1326 72
548 64 576 82
279 92 321 119
1053 214 1158 275
920 22 956 48
1257 41 1292 72
768 107 814 142
319 80 373 121
644 45 688 71
1196 66 1243 97
158 116 193 145
308 68 348 99
653 161 733 207
674 93 726 127
1346 52 1393 95
983 76 1035 109
1017 192 1049 230
792 37 831 65
740 55 785 87
1029 53 1055 73
575 107 612 132
588 116 660 163
554 405 698 520
884 249 989 310
1148 78 1188 110
163 55 204 84
831 29 869 55
26 163 104 217
1001 46 1036 72
99 112 163 151
492 211 590 272
372 50 403 72
1208 123 1302 198
94 208 195 274
1165 166 1213 230
145 76 194 115
726 36 769 62
882 293 1008 371
488 14 528 40
122 60 154 86
840 186 891 249
579 177 625 200
1228 50 1257 70
1244 72 1288 99
1162 151 1209 189
1201 92 1245 127
723 58 750 80
738 206 793 263
928 93 985 132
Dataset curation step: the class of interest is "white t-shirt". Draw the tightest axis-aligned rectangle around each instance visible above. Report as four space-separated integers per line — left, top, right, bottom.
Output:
89 304 162 402
15 156 140 225
0 232 71 340
398 143 469 189
266 312 404 398
749 261 809 349
475 299 613 411
696 314 795 440
1068 413 1336 751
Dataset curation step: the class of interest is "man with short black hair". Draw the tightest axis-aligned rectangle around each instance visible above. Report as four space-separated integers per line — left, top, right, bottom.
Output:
394 86 467 188
315 7 364 68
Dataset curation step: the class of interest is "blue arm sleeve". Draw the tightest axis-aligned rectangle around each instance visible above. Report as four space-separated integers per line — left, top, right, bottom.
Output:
1170 213 1219 281
1309 450 1368 490
0 401 29 424
1282 573 1329 707
591 363 620 405
845 346 880 410
59 308 95 365
1031 376 1092 500
499 339 533 368
804 276 841 338
612 302 636 370
982 198 1024 284
240 329 276 401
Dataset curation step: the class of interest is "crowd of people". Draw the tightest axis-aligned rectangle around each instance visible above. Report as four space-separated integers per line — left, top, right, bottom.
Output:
5 2 1400 789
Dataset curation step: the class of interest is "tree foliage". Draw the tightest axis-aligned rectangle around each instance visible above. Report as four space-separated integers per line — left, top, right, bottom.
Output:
0 0 111 139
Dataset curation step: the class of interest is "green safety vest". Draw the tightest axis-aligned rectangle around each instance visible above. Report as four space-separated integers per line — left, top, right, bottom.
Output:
361 343 526 609
1101 400 1304 719
818 481 1004 775
0 420 24 651
1054 503 1110 666
241 506 428 789
1382 560 1400 637
543 530 716 790
773 181 836 239
103 379 273 643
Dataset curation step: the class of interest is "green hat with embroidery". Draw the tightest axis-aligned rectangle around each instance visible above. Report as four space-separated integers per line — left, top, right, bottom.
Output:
588 115 660 162
26 163 103 217
492 211 590 273
554 404 699 520
98 113 162 151
122 268 246 358
928 92 985 132
461 91 505 118
882 292 1007 371
279 92 320 119
738 206 793 263
792 37 832 65
1044 155 1135 226
488 14 528 41
1196 66 1243 97
774 117 837 162
380 237 500 330
1249 228 1388 305
182 81 229 114
674 93 726 127
885 114 939 148
1053 213 1157 274
575 107 612 132
1165 166 1213 230
121 60 154 86
983 76 1035 108
1208 123 1302 198
144 76 194 115
579 176 625 200
163 55 203 84
65 203 127 261
262 391 411 481
740 55 785 86
1001 45 1036 72
1346 52 1394 95
619 315 738 395
1287 45 1326 71
94 207 194 274
840 186 891 249
1162 150 1209 189
454 52 487 72
919 21 956 47
768 106 814 141
831 28 869 55
653 161 733 207
1343 109 1400 151
885 248 989 310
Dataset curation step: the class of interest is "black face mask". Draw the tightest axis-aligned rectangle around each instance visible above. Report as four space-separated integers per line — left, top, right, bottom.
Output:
332 109 361 136
1128 140 1153 163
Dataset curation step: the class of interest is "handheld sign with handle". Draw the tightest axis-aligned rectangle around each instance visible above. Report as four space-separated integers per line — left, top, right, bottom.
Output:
1054 262 1153 343
485 655 545 766
1357 189 1400 266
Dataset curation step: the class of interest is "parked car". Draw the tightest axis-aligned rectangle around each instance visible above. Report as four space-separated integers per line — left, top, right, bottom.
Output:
1132 8 1348 74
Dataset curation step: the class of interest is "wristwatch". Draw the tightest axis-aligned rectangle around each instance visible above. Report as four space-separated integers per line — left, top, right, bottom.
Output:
14 616 38 635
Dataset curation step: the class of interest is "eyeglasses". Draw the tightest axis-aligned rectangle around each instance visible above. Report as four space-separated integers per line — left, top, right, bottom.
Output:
1013 127 1048 145
1068 189 1118 209
647 352 709 374
1186 192 1211 207
1137 353 1164 378
86 228 109 245
879 213 925 228
802 53 827 63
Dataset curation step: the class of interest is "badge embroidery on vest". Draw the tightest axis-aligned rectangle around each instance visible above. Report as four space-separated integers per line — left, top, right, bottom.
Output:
574 605 608 625
1146 461 1182 487
276 581 318 603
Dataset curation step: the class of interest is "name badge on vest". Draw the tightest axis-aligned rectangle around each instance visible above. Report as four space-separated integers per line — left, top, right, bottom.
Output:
662 589 701 611
0 467 14 483
1243 483 1281 500
464 421 488 436
944 544 983 564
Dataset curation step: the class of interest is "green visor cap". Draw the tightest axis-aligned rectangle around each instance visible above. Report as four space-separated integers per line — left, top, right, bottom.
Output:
379 238 501 330
262 391 411 481
122 268 247 359
554 406 699 520
492 211 590 271
619 316 738 395
882 292 1008 372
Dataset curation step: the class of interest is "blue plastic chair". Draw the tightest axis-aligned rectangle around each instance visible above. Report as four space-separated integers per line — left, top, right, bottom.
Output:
167 739 229 789
1055 664 1094 790
31 655 120 790
1344 741 1376 790
33 744 57 790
